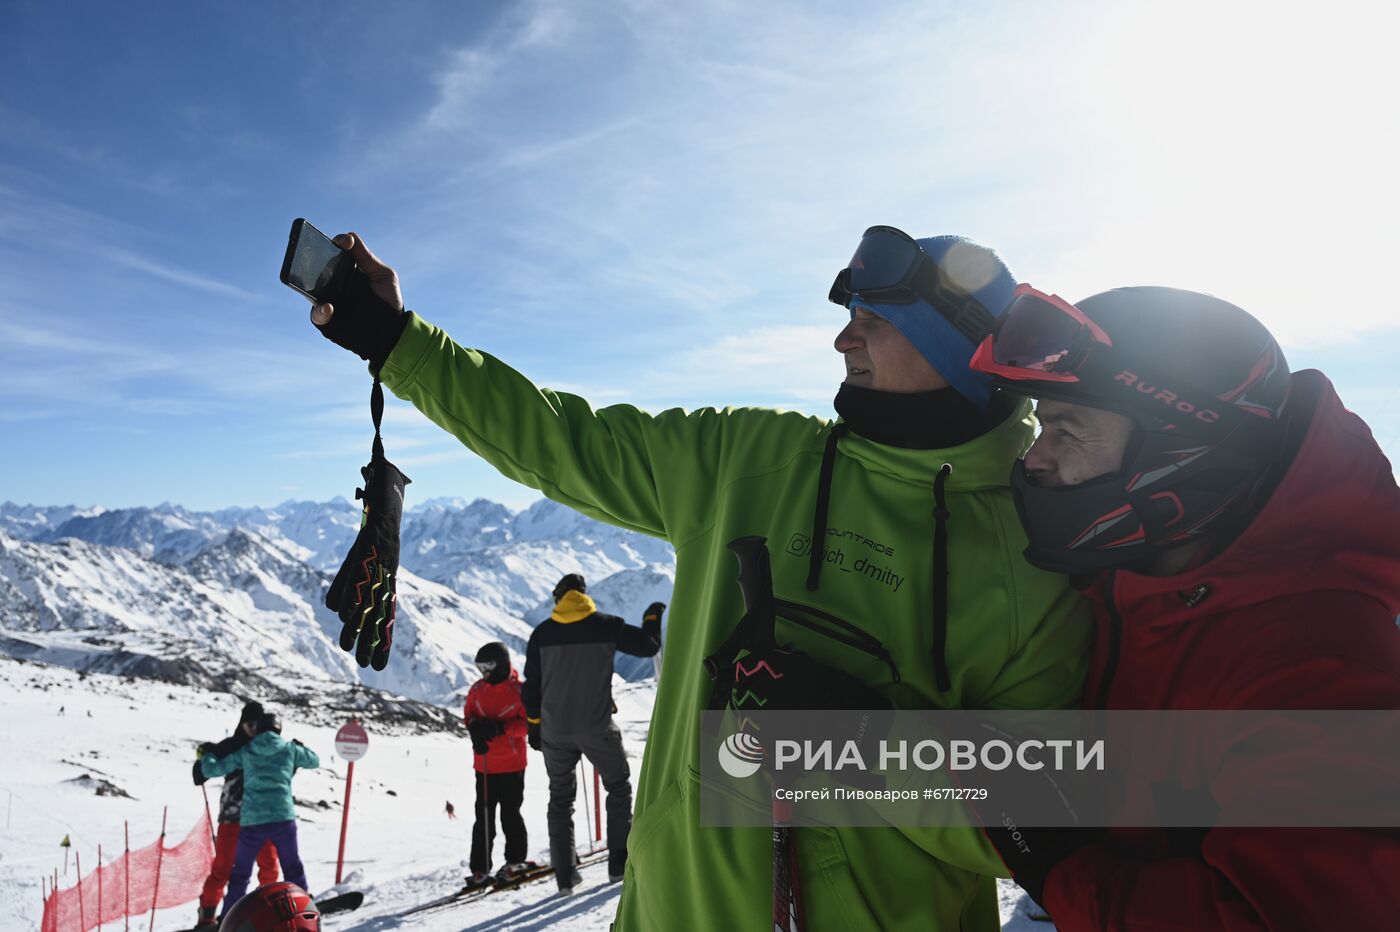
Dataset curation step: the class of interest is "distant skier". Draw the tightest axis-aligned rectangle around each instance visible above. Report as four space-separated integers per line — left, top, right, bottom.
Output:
445 800 456 819
200 710 319 922
523 575 663 892
463 641 532 888
191 699 280 930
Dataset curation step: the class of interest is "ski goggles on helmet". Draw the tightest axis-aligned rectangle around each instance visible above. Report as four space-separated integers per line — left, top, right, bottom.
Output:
971 284 1254 436
828 225 996 344
970 284 1113 384
475 660 498 677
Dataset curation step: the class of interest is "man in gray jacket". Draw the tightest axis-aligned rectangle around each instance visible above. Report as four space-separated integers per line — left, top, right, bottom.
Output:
522 573 663 892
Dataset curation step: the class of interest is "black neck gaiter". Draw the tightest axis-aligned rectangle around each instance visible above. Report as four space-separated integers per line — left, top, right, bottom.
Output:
833 383 1013 449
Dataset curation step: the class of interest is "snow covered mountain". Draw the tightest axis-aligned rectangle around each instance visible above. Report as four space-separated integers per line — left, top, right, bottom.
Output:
0 497 676 706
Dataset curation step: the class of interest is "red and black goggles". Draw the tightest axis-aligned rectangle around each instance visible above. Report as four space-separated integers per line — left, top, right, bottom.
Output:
972 284 1262 436
970 284 1113 383
828 225 995 344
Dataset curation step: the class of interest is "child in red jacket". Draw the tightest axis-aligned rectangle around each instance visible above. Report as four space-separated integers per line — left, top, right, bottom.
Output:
464 641 532 886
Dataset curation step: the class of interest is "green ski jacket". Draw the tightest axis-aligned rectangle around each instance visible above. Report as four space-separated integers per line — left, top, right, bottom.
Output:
381 314 1090 931
200 732 320 826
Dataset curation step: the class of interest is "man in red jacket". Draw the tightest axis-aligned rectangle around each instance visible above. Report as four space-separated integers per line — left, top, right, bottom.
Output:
968 285 1400 930
464 641 532 887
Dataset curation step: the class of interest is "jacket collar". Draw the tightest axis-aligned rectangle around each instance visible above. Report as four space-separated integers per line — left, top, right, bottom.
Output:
835 396 1034 492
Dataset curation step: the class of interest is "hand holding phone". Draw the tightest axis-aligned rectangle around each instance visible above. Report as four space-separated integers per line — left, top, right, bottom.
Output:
283 219 406 370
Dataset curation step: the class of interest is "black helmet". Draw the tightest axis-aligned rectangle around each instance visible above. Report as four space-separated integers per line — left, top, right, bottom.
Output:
255 712 283 735
239 700 264 728
971 285 1292 573
552 573 586 602
474 641 510 684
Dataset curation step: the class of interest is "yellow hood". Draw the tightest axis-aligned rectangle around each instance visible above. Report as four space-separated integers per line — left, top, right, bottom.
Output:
551 590 597 623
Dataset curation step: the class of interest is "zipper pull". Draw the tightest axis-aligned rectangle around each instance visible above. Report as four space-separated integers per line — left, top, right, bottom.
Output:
1181 585 1211 608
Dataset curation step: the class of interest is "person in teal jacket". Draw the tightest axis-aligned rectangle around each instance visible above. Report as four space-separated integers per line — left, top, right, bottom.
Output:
201 711 320 918
307 227 1090 930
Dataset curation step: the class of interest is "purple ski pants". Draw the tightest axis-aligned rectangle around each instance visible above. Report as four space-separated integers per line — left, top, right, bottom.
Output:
220 820 307 916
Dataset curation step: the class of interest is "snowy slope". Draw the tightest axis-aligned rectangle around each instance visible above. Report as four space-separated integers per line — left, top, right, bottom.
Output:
0 657 1046 931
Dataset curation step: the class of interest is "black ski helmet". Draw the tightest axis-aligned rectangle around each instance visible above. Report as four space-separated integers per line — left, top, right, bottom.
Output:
255 711 283 735
474 641 511 684
552 573 586 602
238 700 264 731
974 286 1292 574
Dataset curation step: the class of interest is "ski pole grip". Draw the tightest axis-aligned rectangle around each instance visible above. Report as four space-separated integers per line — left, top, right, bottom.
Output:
728 536 778 650
729 536 773 615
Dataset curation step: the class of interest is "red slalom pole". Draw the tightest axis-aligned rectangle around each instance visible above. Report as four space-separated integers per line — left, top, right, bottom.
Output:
335 760 355 884
124 822 130 932
97 843 103 930
148 807 166 932
76 850 85 932
594 768 602 844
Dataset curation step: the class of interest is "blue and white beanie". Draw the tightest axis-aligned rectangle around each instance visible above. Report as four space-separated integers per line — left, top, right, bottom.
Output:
853 235 1017 408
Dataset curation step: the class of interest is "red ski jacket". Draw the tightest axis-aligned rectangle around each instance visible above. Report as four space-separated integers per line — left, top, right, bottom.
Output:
1042 371 1400 932
464 669 529 774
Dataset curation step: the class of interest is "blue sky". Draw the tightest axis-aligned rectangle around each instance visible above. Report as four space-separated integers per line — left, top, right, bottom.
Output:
3 0 1396 511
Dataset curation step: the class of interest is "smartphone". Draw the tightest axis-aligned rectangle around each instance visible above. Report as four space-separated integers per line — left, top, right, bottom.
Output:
280 218 354 304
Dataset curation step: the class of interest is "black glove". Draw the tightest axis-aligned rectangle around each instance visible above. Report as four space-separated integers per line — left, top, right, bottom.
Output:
467 718 503 755
983 825 1098 905
643 602 666 623
326 435 411 671
313 266 409 373
191 746 213 786
527 720 542 751
970 716 1105 905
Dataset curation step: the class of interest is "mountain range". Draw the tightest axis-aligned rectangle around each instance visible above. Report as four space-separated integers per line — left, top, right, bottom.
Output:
0 498 676 709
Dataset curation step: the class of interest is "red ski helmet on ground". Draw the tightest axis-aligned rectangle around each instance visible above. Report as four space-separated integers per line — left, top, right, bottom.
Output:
219 882 320 932
970 285 1293 573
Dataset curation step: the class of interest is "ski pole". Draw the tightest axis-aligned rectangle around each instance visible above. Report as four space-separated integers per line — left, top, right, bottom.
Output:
480 770 491 877
200 783 215 848
578 761 593 854
773 795 806 931
594 767 602 845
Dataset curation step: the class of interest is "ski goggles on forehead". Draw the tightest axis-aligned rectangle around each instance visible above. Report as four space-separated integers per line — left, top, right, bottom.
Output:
828 225 995 344
970 284 1113 383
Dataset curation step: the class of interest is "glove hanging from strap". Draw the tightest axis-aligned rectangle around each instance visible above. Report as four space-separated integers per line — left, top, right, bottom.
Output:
326 377 411 670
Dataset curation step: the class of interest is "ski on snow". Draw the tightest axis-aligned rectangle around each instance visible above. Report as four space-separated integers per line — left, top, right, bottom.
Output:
399 849 611 916
317 890 365 915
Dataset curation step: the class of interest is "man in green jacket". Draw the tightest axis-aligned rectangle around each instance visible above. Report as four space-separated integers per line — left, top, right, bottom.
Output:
307 226 1090 930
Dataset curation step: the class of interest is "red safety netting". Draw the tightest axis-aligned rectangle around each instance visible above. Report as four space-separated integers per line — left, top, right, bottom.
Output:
41 810 213 932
